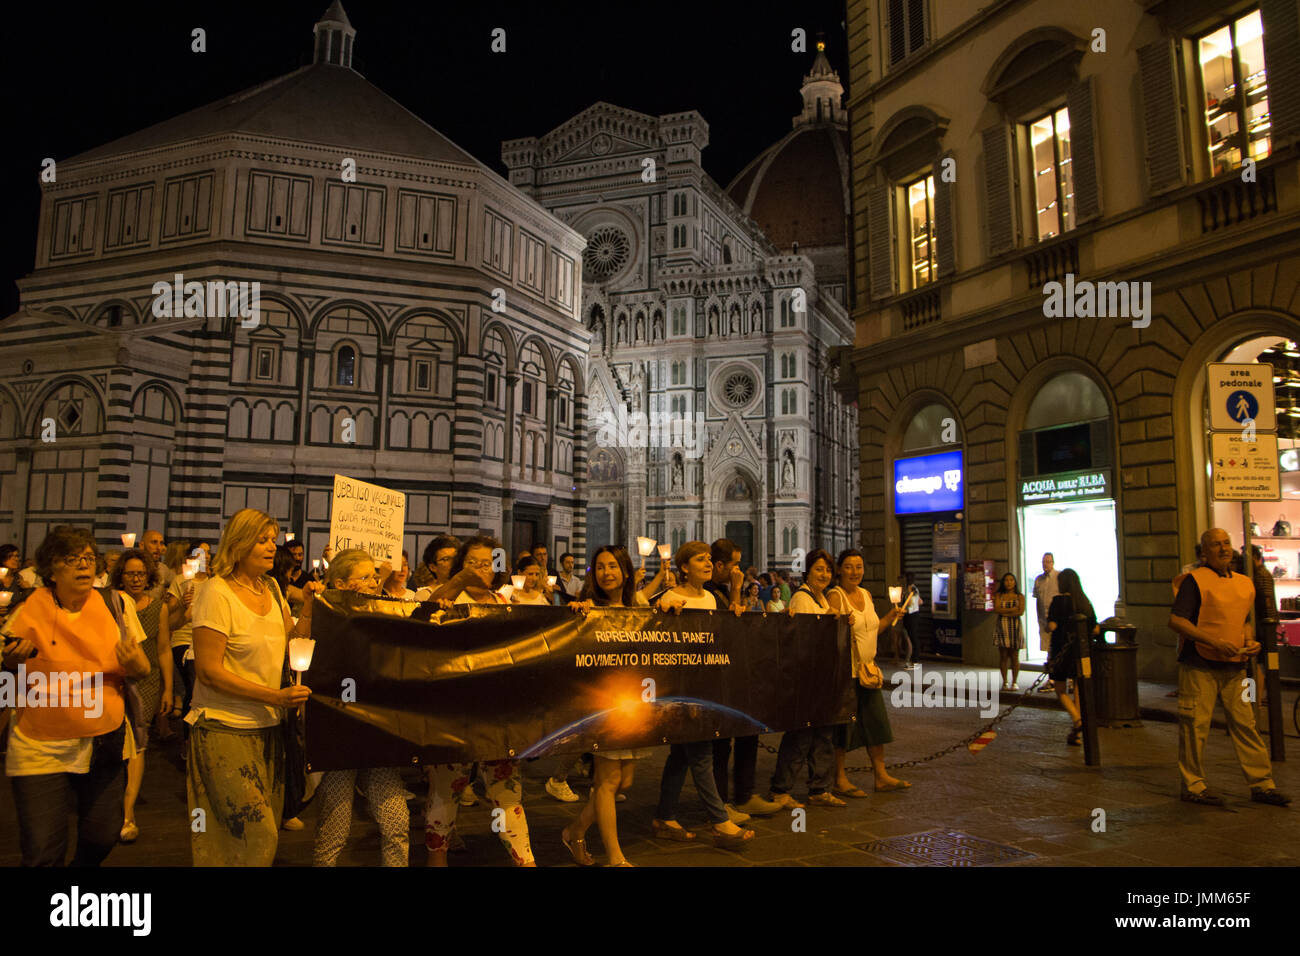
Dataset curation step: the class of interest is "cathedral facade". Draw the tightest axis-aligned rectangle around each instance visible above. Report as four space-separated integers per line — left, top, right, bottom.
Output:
503 46 858 567
0 5 589 562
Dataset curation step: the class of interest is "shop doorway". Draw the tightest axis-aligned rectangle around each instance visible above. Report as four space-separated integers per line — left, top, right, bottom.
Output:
1019 498 1120 663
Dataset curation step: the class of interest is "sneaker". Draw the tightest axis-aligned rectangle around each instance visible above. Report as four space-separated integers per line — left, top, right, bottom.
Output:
1251 788 1292 807
545 778 581 803
734 794 782 816
724 804 751 824
1180 789 1226 806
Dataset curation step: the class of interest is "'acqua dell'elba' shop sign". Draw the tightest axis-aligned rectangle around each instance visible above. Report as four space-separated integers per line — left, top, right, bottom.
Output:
1019 469 1110 504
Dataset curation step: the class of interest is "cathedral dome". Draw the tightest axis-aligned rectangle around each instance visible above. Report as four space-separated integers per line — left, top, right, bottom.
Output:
727 43 850 254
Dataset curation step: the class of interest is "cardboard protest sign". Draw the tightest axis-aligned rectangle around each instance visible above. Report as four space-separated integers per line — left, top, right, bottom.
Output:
328 474 405 563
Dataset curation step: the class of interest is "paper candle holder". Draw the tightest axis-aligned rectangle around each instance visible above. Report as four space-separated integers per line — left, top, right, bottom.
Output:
511 574 526 590
121 533 136 548
658 544 672 561
889 586 903 604
636 536 657 558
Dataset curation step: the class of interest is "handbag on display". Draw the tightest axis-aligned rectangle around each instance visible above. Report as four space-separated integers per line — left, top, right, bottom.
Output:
1272 516 1292 537
1249 521 1262 537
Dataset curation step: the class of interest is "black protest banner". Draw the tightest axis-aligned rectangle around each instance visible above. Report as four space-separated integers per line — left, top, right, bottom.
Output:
301 591 853 771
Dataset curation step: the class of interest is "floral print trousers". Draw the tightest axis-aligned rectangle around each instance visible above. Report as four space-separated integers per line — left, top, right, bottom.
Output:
425 760 533 866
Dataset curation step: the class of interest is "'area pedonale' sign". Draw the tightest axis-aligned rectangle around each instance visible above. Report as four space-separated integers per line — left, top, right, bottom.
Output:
302 591 854 771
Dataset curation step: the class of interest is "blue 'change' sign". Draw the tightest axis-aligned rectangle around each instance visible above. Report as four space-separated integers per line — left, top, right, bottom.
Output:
894 450 964 515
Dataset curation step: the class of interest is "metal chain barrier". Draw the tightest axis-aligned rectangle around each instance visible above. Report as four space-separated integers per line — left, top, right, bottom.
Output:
754 643 1075 773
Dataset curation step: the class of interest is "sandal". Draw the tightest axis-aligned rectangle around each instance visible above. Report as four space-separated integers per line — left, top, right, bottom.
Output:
561 831 595 866
710 826 755 848
831 785 870 799
769 792 805 810
606 859 636 867
651 819 697 842
874 779 912 792
1067 722 1082 746
806 791 847 808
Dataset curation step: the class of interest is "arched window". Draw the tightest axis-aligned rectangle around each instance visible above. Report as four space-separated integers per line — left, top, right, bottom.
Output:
335 345 356 387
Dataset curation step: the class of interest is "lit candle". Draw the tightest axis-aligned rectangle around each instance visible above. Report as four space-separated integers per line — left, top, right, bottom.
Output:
0 591 12 609
547 575 557 587
182 561 196 581
499 584 515 600
889 586 903 605
636 537 657 558
511 574 526 590
657 544 671 562
312 559 321 571
288 637 315 685
285 532 295 543
121 533 136 548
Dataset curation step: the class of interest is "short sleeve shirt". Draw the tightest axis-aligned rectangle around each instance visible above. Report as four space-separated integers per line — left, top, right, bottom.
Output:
187 576 287 729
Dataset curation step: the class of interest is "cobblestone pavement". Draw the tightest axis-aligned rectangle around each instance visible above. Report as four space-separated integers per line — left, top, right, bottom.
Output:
2 665 1296 867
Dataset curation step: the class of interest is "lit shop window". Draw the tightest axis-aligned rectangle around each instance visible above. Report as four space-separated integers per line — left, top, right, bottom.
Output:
1199 10 1270 179
1027 107 1074 240
904 174 936 288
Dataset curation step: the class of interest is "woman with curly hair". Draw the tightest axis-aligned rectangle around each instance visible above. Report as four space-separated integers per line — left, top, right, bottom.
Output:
111 547 176 842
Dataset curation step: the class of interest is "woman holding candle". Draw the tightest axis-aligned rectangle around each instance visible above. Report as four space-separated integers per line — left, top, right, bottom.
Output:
425 535 536 867
767 549 848 809
187 509 314 866
826 549 910 795
560 546 653 865
994 573 1026 691
111 548 176 842
510 555 551 606
311 549 411 867
1 526 151 866
652 541 755 848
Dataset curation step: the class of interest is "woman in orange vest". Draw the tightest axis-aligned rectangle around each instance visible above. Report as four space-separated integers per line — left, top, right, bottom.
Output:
1 526 151 866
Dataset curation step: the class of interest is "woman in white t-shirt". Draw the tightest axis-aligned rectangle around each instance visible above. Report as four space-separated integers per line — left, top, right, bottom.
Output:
425 536 535 867
560 545 651 866
188 508 315 866
767 549 848 809
827 549 910 794
652 541 755 849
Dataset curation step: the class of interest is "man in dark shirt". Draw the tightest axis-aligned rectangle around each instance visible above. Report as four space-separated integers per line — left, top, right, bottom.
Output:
1169 528 1289 807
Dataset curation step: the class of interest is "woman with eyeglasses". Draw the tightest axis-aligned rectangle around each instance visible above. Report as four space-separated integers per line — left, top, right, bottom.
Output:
424 535 536 866
411 535 460 599
111 547 175 843
311 549 410 867
1 526 151 866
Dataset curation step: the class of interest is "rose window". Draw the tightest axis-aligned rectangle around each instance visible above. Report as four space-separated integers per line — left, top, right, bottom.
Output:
582 226 631 282
722 371 756 407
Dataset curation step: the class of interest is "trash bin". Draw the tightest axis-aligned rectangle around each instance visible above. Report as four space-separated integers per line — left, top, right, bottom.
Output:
1093 619 1141 726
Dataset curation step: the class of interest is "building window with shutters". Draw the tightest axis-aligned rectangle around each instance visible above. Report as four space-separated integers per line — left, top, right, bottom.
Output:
1197 10 1270 179
1026 107 1075 240
884 0 928 67
902 174 937 288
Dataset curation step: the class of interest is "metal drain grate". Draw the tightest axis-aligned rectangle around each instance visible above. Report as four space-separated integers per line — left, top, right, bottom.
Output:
854 830 1035 866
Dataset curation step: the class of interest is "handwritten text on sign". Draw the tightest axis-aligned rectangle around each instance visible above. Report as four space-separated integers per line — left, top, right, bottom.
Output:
329 474 405 562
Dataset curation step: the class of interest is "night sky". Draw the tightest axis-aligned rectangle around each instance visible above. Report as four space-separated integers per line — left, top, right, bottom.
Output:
0 0 848 318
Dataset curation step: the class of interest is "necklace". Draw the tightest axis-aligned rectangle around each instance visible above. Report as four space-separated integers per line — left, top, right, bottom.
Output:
231 574 267 596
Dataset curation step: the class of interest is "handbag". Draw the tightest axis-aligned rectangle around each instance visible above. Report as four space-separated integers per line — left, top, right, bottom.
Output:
858 658 884 689
1272 516 1292 537
99 587 148 745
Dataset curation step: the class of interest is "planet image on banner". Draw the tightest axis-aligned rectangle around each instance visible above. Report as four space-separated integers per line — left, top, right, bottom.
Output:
518 696 767 758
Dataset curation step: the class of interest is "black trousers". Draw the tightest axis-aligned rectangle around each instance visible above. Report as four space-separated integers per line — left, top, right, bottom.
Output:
712 735 758 804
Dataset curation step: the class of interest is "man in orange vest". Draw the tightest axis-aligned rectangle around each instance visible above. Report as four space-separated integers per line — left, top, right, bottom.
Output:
1169 528 1289 807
